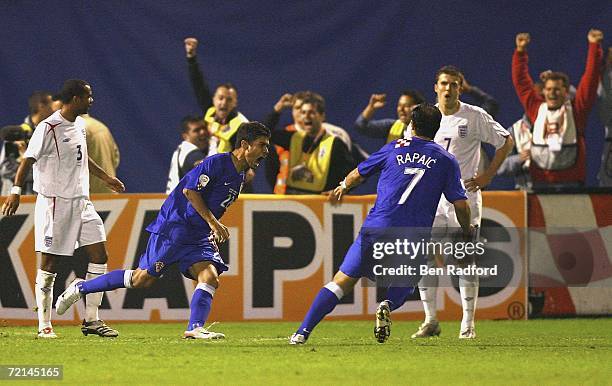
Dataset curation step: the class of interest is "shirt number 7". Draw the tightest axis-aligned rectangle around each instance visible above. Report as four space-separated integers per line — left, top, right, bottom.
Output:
398 167 425 204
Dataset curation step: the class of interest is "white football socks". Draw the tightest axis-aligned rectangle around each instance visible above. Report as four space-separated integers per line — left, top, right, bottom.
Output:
459 273 479 331
418 259 439 324
35 269 56 331
85 263 107 322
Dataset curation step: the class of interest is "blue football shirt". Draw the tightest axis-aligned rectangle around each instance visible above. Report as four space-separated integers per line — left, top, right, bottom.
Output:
146 153 245 245
358 137 467 228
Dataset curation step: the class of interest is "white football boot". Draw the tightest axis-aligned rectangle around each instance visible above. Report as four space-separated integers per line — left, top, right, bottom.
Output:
184 325 225 340
411 321 442 338
459 326 476 339
289 333 306 345
55 278 84 315
37 327 58 339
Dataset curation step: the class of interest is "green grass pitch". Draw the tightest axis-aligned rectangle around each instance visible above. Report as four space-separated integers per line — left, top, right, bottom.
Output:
2 319 611 385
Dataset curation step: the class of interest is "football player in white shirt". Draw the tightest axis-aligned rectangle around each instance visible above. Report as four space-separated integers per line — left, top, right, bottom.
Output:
2 79 125 339
412 66 514 339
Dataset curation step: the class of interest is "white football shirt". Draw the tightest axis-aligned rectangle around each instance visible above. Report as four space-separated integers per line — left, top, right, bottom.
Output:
434 101 509 179
24 110 90 198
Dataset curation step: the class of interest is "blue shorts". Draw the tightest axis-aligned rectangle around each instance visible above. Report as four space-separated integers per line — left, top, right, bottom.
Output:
339 230 425 287
339 233 375 280
138 233 228 280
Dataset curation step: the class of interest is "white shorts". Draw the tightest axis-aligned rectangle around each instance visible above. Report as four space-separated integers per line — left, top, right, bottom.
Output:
432 191 481 240
34 195 106 256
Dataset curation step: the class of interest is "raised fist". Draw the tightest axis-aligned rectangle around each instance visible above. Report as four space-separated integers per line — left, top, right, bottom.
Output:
184 37 199 58
369 94 386 110
515 33 530 52
274 93 293 113
587 29 603 44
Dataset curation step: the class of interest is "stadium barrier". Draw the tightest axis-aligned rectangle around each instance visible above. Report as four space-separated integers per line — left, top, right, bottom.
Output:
1 192 529 324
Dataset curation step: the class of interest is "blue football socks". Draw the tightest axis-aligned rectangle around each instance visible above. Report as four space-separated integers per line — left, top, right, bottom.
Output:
296 286 341 338
187 285 214 331
78 270 126 294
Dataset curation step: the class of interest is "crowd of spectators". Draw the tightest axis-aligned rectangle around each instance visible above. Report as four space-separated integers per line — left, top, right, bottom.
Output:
0 30 608 196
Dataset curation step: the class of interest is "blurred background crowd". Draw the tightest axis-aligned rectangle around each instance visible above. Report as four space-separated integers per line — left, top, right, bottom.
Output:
1 1 610 195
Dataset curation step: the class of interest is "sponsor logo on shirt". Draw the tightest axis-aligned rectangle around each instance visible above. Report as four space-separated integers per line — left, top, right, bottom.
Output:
44 236 53 247
458 125 468 138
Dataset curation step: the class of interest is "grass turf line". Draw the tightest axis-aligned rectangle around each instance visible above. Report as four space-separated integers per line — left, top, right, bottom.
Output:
1 319 611 385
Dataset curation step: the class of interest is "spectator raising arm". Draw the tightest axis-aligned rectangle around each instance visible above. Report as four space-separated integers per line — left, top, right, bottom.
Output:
185 37 213 114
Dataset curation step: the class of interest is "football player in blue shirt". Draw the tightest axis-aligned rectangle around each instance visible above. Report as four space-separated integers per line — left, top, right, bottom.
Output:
290 103 473 344
56 122 270 339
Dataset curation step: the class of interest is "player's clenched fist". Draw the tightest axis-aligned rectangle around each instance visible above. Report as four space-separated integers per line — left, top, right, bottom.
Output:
184 37 199 58
587 29 603 44
368 94 387 110
515 33 530 52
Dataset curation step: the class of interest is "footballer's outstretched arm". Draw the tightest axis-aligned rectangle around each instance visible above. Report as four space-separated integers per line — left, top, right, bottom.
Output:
329 168 366 203
183 188 230 243
1 157 35 216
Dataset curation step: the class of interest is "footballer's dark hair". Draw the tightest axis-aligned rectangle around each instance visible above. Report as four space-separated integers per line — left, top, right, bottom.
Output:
179 115 205 134
411 103 442 139
435 65 465 86
234 121 271 148
400 89 426 105
52 79 90 104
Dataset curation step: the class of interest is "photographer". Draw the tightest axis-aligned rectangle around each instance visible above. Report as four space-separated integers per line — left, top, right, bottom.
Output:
0 125 34 195
0 91 55 195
